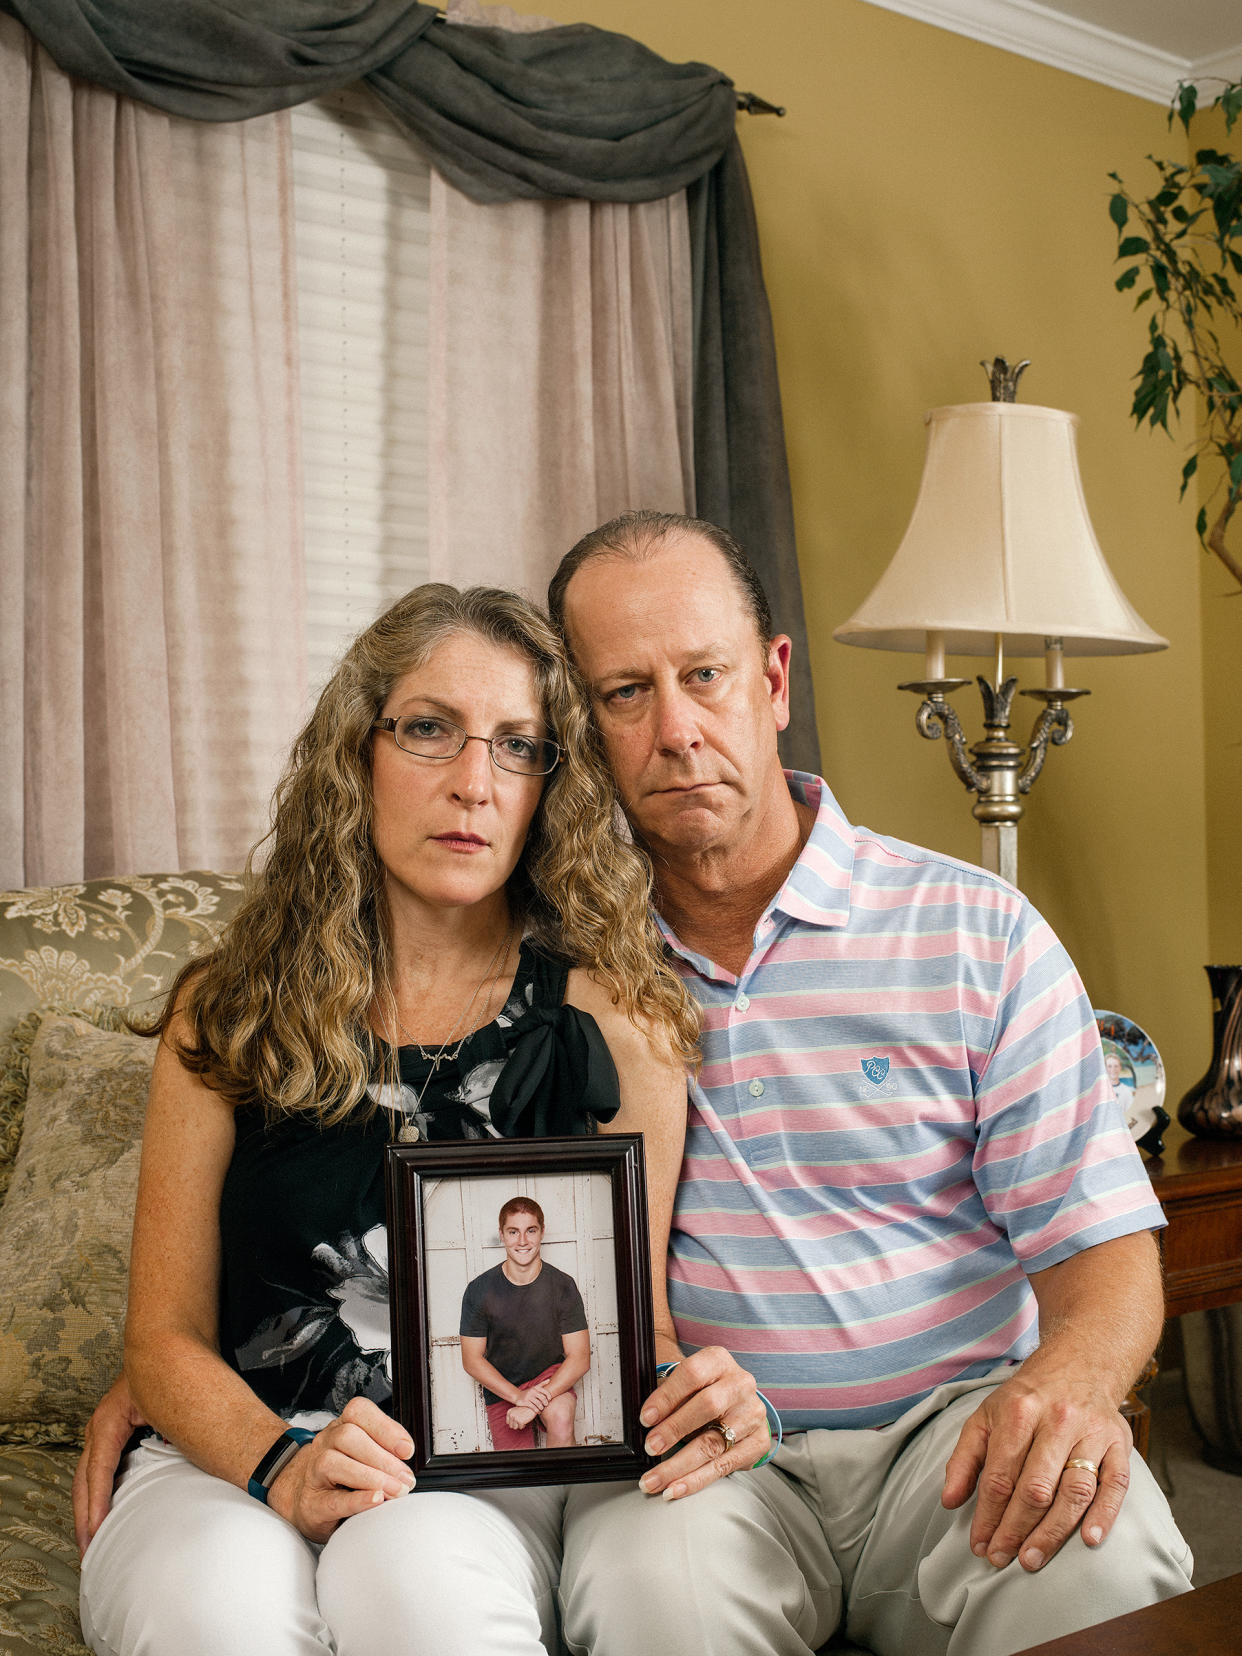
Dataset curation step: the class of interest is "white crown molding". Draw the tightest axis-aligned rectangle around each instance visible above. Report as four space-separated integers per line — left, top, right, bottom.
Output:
857 0 1196 104
1189 44 1242 86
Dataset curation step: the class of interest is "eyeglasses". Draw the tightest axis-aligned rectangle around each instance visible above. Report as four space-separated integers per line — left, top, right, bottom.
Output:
372 715 563 777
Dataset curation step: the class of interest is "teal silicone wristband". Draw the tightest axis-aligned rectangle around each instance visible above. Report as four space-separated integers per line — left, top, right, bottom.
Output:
751 1388 783 1467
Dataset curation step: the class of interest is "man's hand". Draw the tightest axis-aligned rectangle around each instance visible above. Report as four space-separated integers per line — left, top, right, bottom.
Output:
636 1346 770 1500
506 1403 538 1431
267 1397 415 1545
942 1366 1133 1572
73 1374 148 1557
522 1383 552 1413
941 1231 1162 1573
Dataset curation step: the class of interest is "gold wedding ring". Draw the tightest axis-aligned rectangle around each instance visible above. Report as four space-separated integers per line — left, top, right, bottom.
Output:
1063 1458 1099 1476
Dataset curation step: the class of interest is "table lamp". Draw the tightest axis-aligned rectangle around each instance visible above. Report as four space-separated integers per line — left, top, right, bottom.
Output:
833 359 1167 885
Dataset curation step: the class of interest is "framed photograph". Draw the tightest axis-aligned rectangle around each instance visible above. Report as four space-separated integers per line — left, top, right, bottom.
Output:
385 1134 656 1491
1094 1008 1171 1156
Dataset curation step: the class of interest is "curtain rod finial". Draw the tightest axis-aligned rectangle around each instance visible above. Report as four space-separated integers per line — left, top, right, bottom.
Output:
736 91 786 116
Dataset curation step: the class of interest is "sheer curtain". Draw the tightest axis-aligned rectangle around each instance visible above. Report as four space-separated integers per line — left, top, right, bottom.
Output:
0 15 303 888
427 177 693 598
427 0 694 600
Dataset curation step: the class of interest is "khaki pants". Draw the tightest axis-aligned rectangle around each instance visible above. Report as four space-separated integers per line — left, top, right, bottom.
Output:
559 1370 1193 1656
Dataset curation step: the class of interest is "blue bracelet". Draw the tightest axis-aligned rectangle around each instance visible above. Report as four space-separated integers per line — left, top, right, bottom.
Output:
752 1388 783 1466
653 1362 783 1467
247 1426 315 1504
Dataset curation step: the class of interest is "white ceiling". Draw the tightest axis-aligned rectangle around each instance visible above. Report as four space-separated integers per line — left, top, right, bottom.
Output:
1042 2 1241 64
861 1 1242 101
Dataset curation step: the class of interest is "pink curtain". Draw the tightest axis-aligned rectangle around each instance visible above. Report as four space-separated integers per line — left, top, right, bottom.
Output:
0 16 305 888
427 0 695 600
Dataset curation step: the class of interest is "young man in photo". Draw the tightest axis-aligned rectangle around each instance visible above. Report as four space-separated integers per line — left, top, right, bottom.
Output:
458 1197 591 1450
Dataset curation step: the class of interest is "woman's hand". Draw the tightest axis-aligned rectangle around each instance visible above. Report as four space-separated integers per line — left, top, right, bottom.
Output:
266 1398 416 1543
73 1373 149 1557
636 1347 771 1501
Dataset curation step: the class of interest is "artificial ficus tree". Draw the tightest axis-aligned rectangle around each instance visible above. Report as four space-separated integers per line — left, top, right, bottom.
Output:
1109 80 1242 591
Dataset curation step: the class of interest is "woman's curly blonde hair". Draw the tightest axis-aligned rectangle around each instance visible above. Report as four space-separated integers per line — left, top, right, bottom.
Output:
149 585 699 1122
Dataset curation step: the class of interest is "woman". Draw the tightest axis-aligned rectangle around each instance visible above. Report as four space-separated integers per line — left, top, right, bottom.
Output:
78 585 703 1656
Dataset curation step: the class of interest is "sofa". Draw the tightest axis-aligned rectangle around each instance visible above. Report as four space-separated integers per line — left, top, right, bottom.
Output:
0 871 245 1654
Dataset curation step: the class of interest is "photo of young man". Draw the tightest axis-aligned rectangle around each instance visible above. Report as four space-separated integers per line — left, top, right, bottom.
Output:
458 1197 591 1450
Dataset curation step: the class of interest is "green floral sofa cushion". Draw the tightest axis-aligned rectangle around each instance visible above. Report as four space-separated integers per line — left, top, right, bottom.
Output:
0 1446 88 1656
0 1013 156 1442
0 873 245 1057
0 872 244 1203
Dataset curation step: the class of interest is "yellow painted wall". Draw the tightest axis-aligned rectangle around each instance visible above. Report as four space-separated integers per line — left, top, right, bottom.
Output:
1192 109 1242 972
526 0 1217 1110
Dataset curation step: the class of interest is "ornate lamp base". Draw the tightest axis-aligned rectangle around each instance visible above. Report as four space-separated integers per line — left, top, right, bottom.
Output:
898 675 1090 887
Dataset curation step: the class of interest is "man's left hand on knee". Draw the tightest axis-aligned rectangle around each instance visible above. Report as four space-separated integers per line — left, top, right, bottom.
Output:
941 1371 1134 1574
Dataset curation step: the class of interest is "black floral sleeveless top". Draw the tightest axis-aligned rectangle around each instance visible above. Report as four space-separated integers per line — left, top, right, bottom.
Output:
216 942 619 1427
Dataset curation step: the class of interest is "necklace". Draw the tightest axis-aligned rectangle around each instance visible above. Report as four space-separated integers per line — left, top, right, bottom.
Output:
386 926 515 1142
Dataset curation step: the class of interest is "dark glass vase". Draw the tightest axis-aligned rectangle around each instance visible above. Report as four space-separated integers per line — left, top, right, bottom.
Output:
1178 965 1242 1138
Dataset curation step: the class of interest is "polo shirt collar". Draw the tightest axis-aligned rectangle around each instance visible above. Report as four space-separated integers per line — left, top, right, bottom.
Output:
654 771 857 966
774 771 855 929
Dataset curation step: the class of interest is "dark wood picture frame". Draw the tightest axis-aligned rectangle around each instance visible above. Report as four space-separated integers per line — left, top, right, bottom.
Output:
385 1134 656 1491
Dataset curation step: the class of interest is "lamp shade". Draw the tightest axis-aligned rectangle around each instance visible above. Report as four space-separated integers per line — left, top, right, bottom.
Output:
833 401 1168 657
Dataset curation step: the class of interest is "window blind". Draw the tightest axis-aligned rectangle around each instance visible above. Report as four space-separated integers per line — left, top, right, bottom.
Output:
291 87 431 700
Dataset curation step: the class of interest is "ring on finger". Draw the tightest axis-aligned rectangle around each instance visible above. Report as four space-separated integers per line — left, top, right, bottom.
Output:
703 1418 736 1461
1063 1458 1099 1477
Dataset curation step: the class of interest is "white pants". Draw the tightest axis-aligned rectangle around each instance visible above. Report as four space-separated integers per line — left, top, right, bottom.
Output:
79 1437 566 1656
559 1371 1195 1656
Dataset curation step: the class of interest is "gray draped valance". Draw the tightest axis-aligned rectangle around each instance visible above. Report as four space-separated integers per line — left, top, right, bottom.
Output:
3 0 817 767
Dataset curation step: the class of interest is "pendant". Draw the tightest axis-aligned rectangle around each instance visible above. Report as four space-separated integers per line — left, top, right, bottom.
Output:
397 1122 421 1143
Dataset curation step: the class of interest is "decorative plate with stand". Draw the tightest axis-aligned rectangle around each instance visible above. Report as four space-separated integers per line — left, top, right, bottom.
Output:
1094 1009 1170 1156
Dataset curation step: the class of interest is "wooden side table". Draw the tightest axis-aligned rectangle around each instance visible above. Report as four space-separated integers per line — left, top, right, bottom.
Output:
1145 1135 1242 1470
1012 1571 1242 1655
1145 1136 1242 1317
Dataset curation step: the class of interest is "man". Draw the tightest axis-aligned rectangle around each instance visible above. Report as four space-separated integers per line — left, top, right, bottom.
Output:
547 510 1191 1656
459 1196 589 1451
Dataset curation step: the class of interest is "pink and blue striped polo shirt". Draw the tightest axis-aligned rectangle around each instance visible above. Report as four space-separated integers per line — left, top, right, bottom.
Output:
661 773 1165 1431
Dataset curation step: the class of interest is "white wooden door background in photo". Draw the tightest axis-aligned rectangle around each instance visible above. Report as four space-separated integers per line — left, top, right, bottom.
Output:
423 1171 622 1454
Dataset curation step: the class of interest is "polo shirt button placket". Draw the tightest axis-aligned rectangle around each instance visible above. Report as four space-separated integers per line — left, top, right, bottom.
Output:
735 992 750 1013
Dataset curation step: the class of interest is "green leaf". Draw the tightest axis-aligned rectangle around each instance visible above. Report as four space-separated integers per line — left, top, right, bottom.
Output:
1117 236 1149 257
1176 82 1199 132
1230 451 1242 492
1115 266 1140 291
1152 262 1170 299
1179 454 1199 499
1222 84 1242 133
1197 505 1209 538
1109 193 1129 230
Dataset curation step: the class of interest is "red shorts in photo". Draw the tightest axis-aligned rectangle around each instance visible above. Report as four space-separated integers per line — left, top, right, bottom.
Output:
485 1363 575 1451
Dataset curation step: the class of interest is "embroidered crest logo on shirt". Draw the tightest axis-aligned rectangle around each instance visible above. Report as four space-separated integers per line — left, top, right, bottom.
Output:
861 1056 890 1085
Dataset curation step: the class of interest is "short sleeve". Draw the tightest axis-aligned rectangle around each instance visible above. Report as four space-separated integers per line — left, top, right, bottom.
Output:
556 1271 588 1334
459 1274 488 1338
971 901 1166 1274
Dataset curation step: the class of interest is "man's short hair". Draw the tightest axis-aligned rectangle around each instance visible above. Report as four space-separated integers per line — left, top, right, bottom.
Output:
498 1196 545 1232
548 510 773 650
